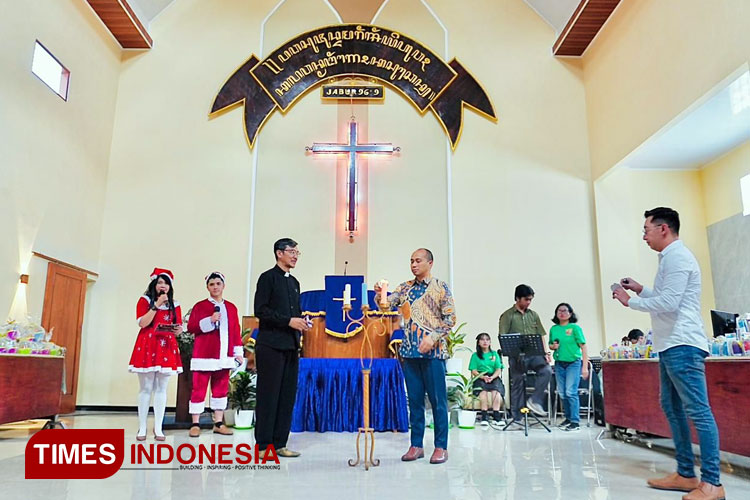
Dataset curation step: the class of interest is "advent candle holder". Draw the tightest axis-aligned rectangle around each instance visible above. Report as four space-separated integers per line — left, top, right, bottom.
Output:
343 302 388 470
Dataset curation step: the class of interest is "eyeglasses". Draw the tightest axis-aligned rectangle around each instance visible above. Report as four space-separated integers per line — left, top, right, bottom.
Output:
284 249 301 257
642 224 665 235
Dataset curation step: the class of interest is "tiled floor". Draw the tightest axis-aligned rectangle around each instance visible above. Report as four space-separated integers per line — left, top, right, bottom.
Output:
1 413 748 499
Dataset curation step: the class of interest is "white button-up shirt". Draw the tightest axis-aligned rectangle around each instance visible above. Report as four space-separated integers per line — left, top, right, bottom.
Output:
628 239 708 353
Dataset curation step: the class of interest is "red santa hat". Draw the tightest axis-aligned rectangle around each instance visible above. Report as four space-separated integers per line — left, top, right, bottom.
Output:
205 271 226 284
150 268 175 284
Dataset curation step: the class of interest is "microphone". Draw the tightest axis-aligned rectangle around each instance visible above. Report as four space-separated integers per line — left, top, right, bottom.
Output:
153 290 166 308
344 261 348 276
213 305 221 330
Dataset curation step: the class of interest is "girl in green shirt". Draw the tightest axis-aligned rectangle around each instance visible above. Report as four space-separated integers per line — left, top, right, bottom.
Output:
549 302 589 431
469 332 505 424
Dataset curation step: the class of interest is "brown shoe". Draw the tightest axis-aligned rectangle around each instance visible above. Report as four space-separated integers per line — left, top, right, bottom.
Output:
647 472 700 492
276 447 300 458
188 425 201 438
429 448 448 464
400 446 424 461
682 482 726 500
212 424 233 435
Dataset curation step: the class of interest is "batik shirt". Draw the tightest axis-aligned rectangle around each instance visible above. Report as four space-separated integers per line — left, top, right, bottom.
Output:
384 277 456 360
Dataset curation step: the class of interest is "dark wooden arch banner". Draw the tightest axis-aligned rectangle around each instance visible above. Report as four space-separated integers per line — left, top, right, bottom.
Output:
210 24 496 149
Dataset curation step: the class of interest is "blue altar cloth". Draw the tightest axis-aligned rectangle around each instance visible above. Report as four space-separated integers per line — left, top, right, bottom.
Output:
292 358 409 433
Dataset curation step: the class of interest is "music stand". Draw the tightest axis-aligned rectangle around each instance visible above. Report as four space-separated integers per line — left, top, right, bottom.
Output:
498 333 551 435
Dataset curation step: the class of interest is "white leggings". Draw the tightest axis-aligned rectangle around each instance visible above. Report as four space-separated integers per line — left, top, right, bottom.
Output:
137 372 171 436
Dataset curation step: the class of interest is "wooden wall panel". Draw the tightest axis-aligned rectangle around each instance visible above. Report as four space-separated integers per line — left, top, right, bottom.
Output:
553 0 620 57
87 0 152 49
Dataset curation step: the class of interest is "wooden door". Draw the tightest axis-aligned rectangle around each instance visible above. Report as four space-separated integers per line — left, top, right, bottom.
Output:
41 262 87 414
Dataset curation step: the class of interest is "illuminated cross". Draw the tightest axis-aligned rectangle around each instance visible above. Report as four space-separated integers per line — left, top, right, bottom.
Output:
306 119 399 234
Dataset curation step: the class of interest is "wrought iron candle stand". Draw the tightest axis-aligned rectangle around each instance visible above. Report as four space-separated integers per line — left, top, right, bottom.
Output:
342 302 388 470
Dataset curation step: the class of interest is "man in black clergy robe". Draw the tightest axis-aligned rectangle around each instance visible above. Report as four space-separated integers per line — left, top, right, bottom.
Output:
253 238 310 458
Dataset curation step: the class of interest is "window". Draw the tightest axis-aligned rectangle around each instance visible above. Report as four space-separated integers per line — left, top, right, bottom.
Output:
742 174 750 216
31 41 69 100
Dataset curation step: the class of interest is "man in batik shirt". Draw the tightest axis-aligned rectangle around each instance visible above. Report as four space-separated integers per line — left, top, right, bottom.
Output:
375 248 456 465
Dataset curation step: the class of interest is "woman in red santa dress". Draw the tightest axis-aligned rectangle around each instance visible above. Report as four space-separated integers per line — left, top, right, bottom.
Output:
186 271 244 437
128 268 183 441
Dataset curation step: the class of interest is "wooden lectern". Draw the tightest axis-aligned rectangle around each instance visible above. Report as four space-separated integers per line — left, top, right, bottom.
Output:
242 314 398 359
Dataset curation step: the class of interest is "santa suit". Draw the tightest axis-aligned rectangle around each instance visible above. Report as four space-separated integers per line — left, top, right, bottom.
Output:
187 297 243 414
128 296 183 374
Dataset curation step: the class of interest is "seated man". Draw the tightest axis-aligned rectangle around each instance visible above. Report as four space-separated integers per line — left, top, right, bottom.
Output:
469 332 505 424
498 284 552 422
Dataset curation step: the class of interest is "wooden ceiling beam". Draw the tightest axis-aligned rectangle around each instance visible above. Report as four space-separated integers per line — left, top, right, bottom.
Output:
553 0 620 57
87 0 152 49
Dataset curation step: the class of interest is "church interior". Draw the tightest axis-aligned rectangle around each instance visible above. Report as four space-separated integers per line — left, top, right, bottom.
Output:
2 0 750 498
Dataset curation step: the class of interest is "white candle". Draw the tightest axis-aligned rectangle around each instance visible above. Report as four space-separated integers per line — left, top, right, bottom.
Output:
344 284 351 306
380 281 388 307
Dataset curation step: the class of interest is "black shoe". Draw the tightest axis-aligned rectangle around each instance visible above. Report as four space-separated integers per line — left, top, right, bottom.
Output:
564 422 580 432
480 411 489 426
557 419 571 428
492 411 503 421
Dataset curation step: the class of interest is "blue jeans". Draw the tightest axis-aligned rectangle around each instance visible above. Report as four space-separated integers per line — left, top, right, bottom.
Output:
554 359 582 423
402 358 448 449
659 346 720 486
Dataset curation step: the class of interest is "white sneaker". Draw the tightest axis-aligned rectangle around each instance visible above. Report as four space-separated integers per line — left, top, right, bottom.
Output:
526 399 547 417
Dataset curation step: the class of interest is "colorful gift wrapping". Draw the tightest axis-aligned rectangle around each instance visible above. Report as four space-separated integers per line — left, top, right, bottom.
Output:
0 321 63 356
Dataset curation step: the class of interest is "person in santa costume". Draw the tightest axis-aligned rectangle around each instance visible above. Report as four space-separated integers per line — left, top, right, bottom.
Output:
186 271 244 437
128 268 183 441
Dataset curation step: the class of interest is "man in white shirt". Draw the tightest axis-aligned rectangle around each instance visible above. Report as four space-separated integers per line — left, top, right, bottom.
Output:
613 207 724 500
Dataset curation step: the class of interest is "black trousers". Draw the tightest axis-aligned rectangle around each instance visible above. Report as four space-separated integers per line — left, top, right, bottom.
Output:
254 344 299 450
508 354 552 420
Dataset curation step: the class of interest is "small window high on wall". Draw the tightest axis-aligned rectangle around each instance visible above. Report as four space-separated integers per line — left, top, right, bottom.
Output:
742 174 750 216
31 41 69 100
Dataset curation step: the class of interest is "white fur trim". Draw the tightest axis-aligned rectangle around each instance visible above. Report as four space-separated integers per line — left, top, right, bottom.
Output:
128 365 182 375
205 299 229 358
205 272 225 284
189 401 205 414
190 357 235 371
210 397 228 410
199 316 215 333
233 346 243 357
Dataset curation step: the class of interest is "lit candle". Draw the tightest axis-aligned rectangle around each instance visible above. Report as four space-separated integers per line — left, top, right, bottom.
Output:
361 282 368 308
343 284 351 306
380 281 388 308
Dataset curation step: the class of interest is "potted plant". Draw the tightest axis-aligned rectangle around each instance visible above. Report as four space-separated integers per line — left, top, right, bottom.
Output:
228 370 256 429
447 372 482 429
445 322 471 375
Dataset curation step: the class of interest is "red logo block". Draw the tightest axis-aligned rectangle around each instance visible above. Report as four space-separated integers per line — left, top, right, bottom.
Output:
25 429 124 479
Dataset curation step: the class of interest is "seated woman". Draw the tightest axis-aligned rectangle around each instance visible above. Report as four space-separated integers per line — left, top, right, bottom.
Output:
468 332 505 424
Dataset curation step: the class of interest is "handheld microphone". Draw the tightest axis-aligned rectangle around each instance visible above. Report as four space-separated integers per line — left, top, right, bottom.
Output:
344 261 348 276
213 305 221 330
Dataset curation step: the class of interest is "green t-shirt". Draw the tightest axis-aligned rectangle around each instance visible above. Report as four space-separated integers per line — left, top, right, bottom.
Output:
549 324 586 362
468 350 504 374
